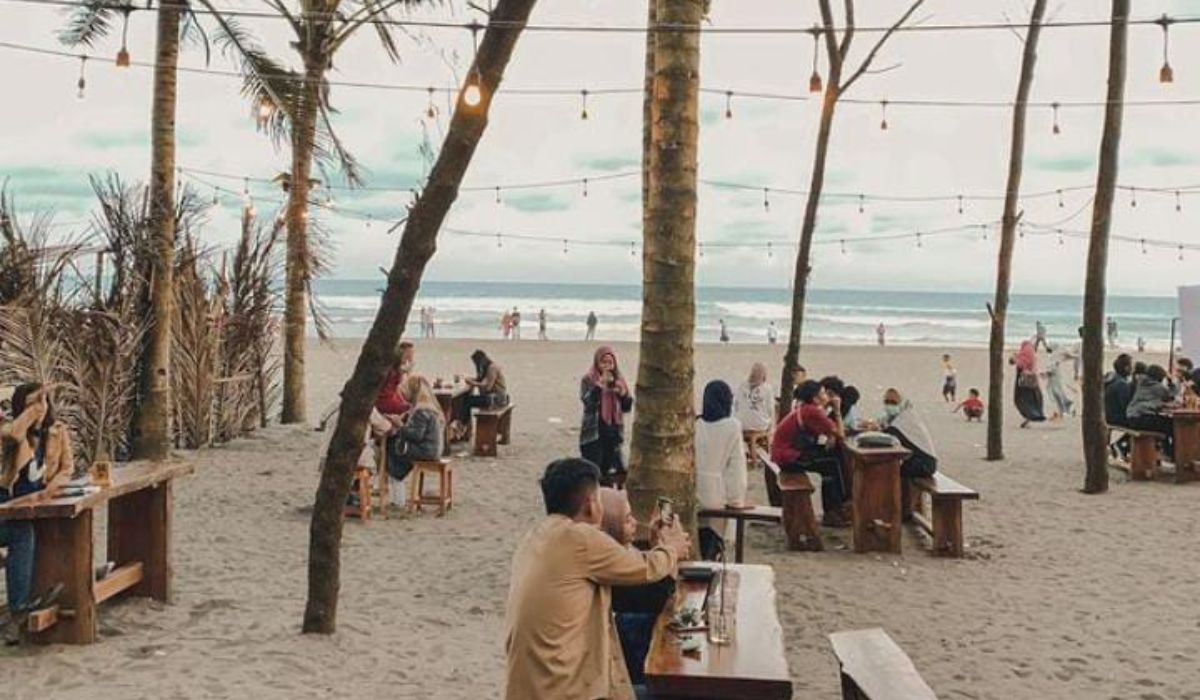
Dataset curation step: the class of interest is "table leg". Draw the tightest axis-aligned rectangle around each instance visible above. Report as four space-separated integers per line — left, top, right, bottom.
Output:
108 481 173 603
734 518 745 564
852 459 903 554
1173 417 1200 483
32 511 95 644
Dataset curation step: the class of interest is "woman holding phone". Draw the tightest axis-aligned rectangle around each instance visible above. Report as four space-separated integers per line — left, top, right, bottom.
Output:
579 347 633 487
0 383 75 642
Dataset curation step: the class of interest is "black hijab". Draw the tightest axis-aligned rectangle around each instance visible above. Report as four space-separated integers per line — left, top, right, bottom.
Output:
471 350 491 381
700 380 733 423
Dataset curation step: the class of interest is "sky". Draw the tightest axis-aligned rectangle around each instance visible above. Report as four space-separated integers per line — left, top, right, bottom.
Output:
3 0 1200 296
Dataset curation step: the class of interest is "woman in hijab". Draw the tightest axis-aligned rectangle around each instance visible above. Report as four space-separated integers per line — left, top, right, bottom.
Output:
877 388 937 478
599 488 675 693
695 380 749 560
580 347 634 487
1010 340 1047 428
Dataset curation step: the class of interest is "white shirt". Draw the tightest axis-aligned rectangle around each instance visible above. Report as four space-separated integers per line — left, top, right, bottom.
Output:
695 417 749 537
734 381 775 433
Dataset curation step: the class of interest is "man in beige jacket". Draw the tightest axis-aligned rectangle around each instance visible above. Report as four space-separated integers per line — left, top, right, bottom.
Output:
505 458 690 700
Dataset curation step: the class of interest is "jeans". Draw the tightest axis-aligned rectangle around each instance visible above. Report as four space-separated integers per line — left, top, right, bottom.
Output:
782 453 847 514
0 484 37 612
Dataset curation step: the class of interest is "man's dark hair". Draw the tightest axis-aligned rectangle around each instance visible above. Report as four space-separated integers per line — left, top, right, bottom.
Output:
795 380 823 404
1178 357 1194 371
969 388 980 397
1114 353 1133 376
1133 361 1148 377
1147 364 1168 383
818 375 845 396
540 458 601 517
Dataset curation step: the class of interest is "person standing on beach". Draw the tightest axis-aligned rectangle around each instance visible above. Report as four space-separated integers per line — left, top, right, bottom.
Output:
580 347 633 488
1137 336 1146 353
876 323 886 347
504 458 688 700
1044 343 1074 420
695 380 748 561
941 354 958 402
1106 316 1119 348
719 319 730 344
735 363 775 441
426 307 436 339
538 308 548 341
767 321 778 345
1010 340 1047 428
1034 321 1049 352
586 311 598 341
1072 326 1084 382
511 307 522 340
501 309 512 340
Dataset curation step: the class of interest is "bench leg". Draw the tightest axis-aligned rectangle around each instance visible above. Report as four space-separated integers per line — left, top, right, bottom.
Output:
498 410 512 445
33 511 96 644
1130 436 1157 481
930 497 964 558
109 482 172 602
781 490 823 552
763 468 782 508
474 418 499 457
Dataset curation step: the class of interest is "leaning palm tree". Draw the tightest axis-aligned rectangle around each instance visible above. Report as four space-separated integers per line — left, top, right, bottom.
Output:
213 1 433 425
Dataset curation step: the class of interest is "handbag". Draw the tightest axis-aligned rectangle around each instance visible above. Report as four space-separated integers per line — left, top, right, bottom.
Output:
1017 370 1039 389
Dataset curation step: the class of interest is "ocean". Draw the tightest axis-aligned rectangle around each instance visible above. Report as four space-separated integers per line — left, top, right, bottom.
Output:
313 279 1180 350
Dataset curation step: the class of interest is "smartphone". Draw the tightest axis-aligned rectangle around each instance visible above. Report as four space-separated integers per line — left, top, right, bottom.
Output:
656 496 674 525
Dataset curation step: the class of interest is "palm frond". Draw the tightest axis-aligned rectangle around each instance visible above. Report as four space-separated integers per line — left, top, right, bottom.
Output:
210 15 302 151
58 0 131 48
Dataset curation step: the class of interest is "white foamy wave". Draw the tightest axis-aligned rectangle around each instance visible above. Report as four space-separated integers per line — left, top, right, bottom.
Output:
807 313 989 330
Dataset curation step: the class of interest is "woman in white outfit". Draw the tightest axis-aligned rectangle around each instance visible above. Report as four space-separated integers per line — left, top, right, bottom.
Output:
695 380 748 561
734 362 775 459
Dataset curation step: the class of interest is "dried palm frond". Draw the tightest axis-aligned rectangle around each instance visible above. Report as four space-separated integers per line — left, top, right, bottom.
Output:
171 231 219 449
223 212 283 431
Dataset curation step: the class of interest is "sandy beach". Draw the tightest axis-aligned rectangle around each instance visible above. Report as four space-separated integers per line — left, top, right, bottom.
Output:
4 337 1198 700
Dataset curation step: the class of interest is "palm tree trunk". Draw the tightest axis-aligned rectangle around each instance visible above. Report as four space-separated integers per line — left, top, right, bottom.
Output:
626 0 703 536
131 0 181 460
779 82 839 419
302 0 538 634
987 0 1048 461
1082 0 1129 494
281 60 322 425
640 0 655 214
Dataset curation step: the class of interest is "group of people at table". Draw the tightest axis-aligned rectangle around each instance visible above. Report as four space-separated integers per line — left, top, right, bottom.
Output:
501 349 943 699
1103 353 1200 462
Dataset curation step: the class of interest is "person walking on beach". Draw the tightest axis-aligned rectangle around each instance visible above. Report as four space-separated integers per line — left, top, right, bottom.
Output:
719 319 729 344
511 307 522 340
500 309 512 340
426 306 436 339
580 347 634 488
504 458 688 700
876 323 886 347
1106 316 1119 348
1044 343 1074 420
1137 336 1146 353
941 354 958 402
537 308 548 341
1010 340 1047 428
586 311 598 341
1034 321 1049 352
767 321 778 345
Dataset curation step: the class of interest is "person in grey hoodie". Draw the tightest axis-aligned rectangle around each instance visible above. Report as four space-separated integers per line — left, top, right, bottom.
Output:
1126 364 1175 459
387 375 446 482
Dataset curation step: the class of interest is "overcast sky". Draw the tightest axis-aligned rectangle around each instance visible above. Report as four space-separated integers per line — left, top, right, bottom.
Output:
3 0 1200 295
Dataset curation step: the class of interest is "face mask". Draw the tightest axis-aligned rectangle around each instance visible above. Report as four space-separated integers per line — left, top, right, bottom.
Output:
883 404 901 419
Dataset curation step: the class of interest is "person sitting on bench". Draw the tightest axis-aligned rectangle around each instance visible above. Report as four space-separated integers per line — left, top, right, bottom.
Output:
0 383 74 644
771 380 851 528
877 388 938 479
1104 354 1135 459
695 380 748 561
454 350 509 439
1126 364 1177 460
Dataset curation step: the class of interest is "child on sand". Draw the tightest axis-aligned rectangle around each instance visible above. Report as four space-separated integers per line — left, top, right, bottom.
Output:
941 354 957 402
954 388 985 422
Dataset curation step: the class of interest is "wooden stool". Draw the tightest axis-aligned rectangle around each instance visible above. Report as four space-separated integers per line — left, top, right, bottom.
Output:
374 435 391 519
408 460 454 516
345 466 372 521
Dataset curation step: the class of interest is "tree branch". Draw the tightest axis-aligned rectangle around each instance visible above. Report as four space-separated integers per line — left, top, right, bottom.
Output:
838 0 855 60
839 0 926 93
816 0 840 68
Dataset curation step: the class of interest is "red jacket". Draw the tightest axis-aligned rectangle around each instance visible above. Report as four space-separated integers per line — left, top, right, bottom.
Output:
770 403 835 466
375 369 411 415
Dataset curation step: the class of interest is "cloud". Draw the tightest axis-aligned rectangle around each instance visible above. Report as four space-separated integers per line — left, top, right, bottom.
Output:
574 154 639 172
1125 147 1200 168
74 128 205 150
504 192 571 213
1029 152 1095 173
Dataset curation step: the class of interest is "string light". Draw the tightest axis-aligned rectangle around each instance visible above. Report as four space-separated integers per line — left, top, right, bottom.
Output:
766 241 774 259
1051 102 1061 134
425 86 437 119
76 55 86 98
1057 229 1064 245
724 90 733 119
582 178 588 197
629 241 636 258
857 194 865 214
840 239 847 255
762 187 770 212
562 238 569 254
957 194 964 215
1141 238 1148 254
1130 187 1138 208
1176 190 1183 212
879 100 889 131
1179 244 1185 261
698 242 705 258
495 186 501 205
115 5 131 67
808 26 823 94
915 232 923 248
1158 14 1175 84
211 186 219 205
497 232 503 249
365 213 372 229
580 89 589 120
1057 188 1064 208
461 21 484 109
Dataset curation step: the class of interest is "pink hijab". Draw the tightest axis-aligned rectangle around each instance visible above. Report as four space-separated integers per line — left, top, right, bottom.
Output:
1014 341 1037 372
587 346 630 426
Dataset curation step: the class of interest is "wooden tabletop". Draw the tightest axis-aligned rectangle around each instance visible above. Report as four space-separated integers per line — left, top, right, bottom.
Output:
697 505 782 523
0 460 193 520
844 439 911 463
433 385 470 399
645 562 793 699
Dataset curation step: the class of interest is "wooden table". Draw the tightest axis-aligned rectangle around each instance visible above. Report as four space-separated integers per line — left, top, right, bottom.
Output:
843 441 910 555
0 460 193 644
696 506 782 564
645 562 793 699
434 384 471 454
1168 408 1200 483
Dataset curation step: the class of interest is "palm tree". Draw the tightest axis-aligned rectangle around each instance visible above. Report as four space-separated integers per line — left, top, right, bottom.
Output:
213 1 432 425
777 0 924 416
624 0 703 537
1082 0 1130 494
303 0 539 633
60 0 194 460
986 0 1048 461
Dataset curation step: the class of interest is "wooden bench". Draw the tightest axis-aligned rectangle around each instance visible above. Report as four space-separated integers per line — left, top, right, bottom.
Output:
408 459 454 516
696 505 782 563
829 628 938 699
1107 425 1164 481
907 472 978 558
473 403 514 457
757 448 822 552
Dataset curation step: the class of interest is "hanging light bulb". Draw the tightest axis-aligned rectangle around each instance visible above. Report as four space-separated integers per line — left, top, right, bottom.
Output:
1051 102 1061 135
915 232 923 249
562 238 569 255
724 90 733 120
699 242 705 258
582 178 589 198
115 7 131 67
1140 238 1147 254
766 241 774 259
323 191 335 210
629 241 636 258
879 100 889 131
495 186 501 205
1157 14 1175 84
496 233 503 249
1057 188 1064 208
425 86 437 119
762 188 770 212
462 21 484 109
839 239 847 255
76 56 87 99
212 187 219 206
580 89 589 120
1057 229 1064 246
957 195 964 215
857 193 865 214
1179 245 1185 261
1176 190 1182 212
1130 187 1138 208
808 26 823 94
